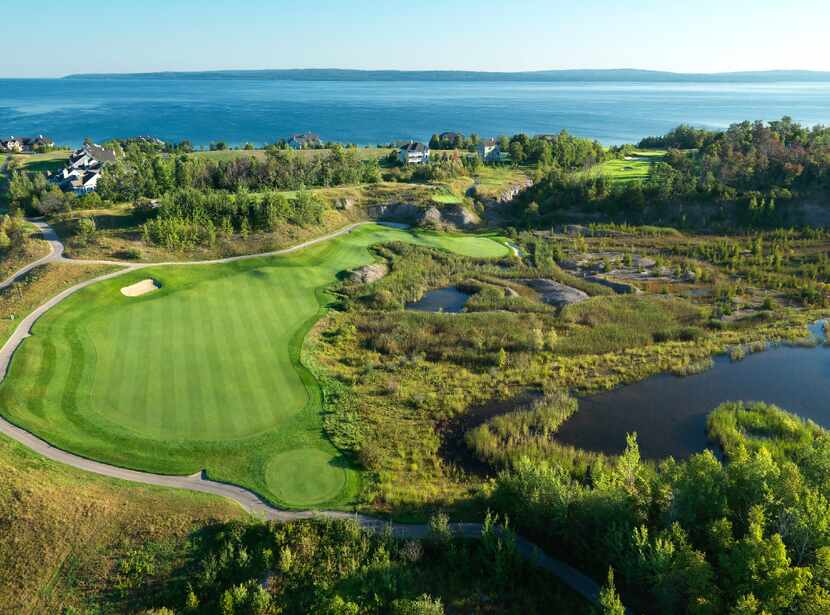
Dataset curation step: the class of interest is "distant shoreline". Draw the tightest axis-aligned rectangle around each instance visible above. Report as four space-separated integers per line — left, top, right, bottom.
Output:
60 68 830 83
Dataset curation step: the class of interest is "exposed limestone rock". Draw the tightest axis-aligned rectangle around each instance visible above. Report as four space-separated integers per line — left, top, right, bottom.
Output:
496 179 533 203
367 202 480 229
348 263 389 284
632 255 656 269
585 275 641 295
419 206 443 227
367 203 421 222
521 278 589 308
440 204 479 228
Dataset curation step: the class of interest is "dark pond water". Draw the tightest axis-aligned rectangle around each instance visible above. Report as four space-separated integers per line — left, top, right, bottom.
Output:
405 287 471 313
556 323 830 459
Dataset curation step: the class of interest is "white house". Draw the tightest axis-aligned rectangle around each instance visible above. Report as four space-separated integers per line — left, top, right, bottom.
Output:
53 143 117 194
399 142 430 165
477 139 500 163
70 170 101 194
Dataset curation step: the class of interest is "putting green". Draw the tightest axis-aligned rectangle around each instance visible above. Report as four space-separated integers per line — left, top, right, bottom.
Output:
265 448 347 506
0 224 508 508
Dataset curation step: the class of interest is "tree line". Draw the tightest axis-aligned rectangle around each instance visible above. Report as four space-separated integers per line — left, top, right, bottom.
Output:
97 143 382 203
140 188 325 250
517 118 830 227
429 130 615 170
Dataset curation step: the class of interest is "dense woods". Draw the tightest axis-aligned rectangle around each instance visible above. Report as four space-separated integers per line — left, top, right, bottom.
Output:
517 118 830 227
139 188 325 250
97 145 382 202
492 402 830 614
123 516 588 614
428 130 613 170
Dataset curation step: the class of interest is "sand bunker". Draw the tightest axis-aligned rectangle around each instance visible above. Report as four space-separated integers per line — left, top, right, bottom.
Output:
121 278 160 297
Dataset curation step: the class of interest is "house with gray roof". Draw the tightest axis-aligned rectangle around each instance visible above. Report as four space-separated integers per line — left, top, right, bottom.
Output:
53 143 118 194
398 142 430 165
476 138 500 163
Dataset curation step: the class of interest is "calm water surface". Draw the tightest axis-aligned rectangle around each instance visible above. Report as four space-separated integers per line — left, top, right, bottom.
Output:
1 79 829 146
557 324 830 459
406 287 471 313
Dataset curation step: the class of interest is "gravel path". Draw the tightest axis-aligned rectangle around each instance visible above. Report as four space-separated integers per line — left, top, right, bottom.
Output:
0 219 607 607
0 219 63 288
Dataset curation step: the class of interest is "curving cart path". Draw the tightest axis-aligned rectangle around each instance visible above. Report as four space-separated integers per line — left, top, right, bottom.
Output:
0 219 608 607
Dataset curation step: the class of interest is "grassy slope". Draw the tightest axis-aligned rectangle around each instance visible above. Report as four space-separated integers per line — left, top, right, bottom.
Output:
0 262 122 346
0 428 590 614
0 432 244 614
442 165 530 199
0 225 508 510
0 224 51 281
9 150 72 174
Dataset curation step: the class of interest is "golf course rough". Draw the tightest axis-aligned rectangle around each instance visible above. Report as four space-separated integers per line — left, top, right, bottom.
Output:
0 225 509 509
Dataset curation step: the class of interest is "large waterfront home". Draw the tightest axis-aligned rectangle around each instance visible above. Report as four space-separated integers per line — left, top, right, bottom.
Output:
0 135 54 153
52 143 118 194
398 142 430 165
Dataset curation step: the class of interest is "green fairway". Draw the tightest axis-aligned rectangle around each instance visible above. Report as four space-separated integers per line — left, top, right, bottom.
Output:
593 149 666 184
0 224 508 508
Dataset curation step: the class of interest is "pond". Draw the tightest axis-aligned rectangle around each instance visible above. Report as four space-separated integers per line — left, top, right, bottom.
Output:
405 287 472 313
555 322 830 459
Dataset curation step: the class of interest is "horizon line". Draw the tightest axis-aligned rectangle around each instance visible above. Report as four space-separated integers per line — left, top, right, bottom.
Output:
3 67 830 80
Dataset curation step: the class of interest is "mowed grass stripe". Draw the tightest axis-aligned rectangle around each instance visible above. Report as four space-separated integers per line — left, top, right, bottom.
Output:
246 270 305 426
0 225 509 507
198 278 236 439
26 336 51 419
118 303 151 432
239 271 286 425
219 273 265 437
178 286 207 440
240 271 286 431
101 297 134 417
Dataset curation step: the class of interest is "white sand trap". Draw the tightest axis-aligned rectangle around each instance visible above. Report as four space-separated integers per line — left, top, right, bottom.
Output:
121 278 160 297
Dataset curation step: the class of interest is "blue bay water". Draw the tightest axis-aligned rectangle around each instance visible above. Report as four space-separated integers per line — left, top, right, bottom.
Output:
1 78 829 147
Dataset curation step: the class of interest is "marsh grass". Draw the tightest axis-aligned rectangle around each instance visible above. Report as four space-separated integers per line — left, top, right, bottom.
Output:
466 392 604 476
707 401 826 465
556 295 703 355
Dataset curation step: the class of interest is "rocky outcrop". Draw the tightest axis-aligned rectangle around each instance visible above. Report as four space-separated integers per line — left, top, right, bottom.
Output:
440 204 479 228
585 275 641 295
420 206 443 227
367 203 421 222
521 279 589 308
495 179 533 203
631 256 656 269
348 263 389 284
334 198 354 211
367 202 480 229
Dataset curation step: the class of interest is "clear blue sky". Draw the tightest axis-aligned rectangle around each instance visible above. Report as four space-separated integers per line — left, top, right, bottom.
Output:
2 0 829 77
